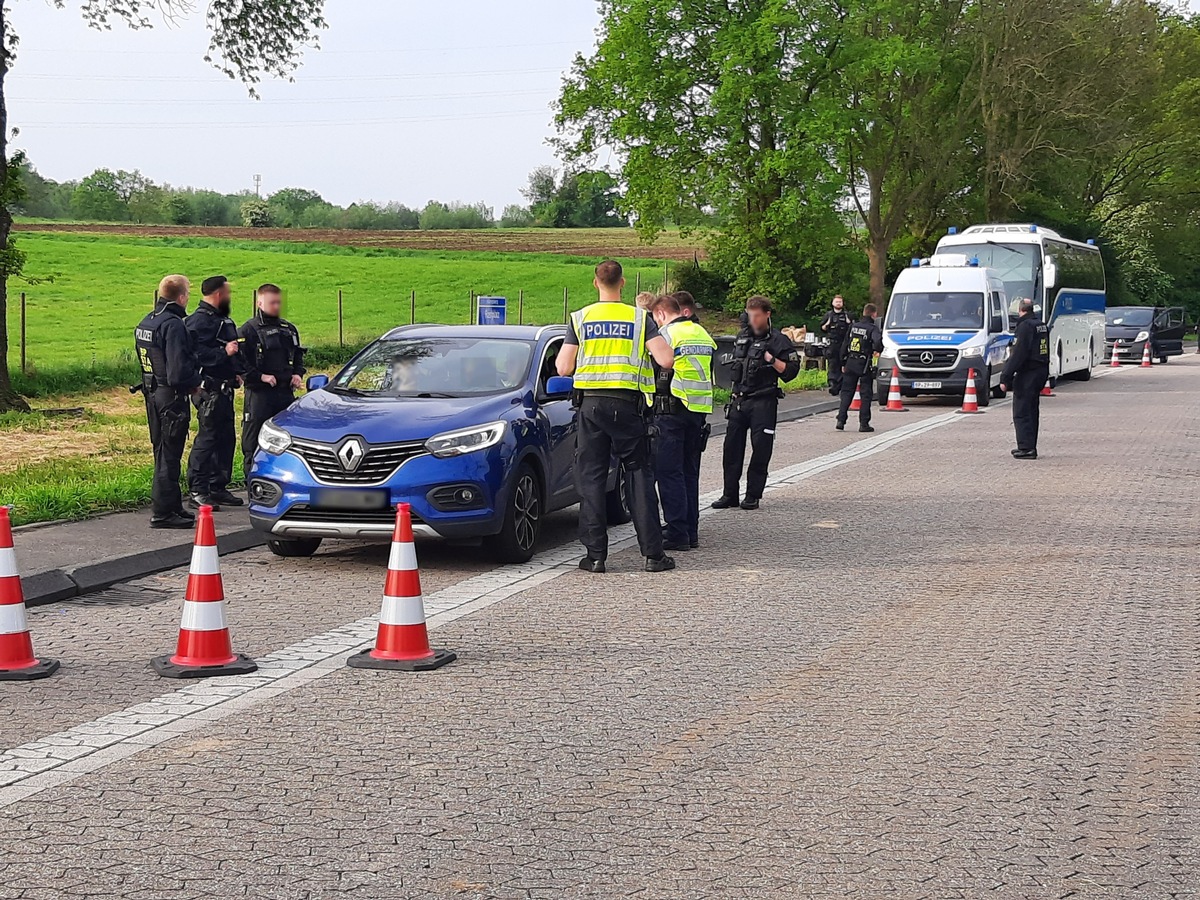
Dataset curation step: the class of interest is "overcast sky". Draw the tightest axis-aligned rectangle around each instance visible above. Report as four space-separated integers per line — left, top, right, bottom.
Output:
7 1 602 210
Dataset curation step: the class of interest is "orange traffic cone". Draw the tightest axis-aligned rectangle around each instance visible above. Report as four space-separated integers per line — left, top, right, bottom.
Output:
957 368 982 414
1140 341 1153 368
0 507 59 681
151 505 257 679
1040 382 1055 397
882 367 907 412
348 503 455 672
1110 342 1121 367
849 385 862 412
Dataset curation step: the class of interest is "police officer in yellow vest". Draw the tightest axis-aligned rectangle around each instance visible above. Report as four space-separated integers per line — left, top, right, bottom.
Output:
556 261 679 573
650 294 716 552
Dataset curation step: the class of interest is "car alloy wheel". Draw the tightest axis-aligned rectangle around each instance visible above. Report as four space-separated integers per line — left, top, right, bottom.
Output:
513 471 541 553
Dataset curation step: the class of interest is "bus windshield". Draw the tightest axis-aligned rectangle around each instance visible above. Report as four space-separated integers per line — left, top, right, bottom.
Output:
886 292 985 330
949 242 1037 303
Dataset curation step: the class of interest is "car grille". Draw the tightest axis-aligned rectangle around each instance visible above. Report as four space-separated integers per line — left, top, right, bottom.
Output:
280 505 421 526
290 438 428 485
897 349 959 369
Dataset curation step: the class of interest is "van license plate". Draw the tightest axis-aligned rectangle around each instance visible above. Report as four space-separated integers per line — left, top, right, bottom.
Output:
911 381 942 389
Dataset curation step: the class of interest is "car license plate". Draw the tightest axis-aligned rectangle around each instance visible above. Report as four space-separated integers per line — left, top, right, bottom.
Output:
911 381 942 389
310 488 389 511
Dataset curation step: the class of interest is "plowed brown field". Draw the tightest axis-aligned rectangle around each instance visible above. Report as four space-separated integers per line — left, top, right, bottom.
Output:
14 223 705 261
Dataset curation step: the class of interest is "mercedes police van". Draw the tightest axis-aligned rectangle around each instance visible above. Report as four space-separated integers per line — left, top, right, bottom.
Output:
875 254 1012 407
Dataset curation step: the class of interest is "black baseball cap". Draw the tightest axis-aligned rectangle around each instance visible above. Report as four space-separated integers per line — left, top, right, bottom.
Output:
201 275 229 295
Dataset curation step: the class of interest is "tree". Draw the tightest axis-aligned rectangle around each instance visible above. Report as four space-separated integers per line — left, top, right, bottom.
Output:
240 198 274 227
519 165 627 228
499 204 534 228
71 169 126 221
0 1 328 412
268 186 325 222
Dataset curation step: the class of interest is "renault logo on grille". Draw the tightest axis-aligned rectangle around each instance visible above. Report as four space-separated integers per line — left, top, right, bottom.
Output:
337 438 365 472
919 351 935 365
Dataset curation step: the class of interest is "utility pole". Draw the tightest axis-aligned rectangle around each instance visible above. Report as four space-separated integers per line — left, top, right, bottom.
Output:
253 174 262 197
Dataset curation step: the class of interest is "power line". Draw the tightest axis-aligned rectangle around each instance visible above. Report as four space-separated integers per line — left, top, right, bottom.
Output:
10 89 552 106
16 40 582 56
16 66 566 84
16 108 551 129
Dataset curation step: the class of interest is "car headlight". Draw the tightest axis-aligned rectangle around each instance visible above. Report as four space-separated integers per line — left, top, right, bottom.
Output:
961 346 985 358
878 351 895 363
425 422 507 458
1135 331 1149 343
258 420 292 455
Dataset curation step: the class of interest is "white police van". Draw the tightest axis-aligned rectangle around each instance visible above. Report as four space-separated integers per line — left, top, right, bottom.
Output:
875 255 1012 407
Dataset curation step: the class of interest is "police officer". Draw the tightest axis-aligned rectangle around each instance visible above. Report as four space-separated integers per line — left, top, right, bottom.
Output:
670 290 703 324
712 295 801 511
836 303 884 433
820 294 851 395
185 275 245 509
556 260 678 573
1000 297 1050 459
651 294 716 551
134 275 202 529
239 283 305 480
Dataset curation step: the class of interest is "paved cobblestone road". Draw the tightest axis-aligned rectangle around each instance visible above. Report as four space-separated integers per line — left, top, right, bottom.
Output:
1 360 1197 899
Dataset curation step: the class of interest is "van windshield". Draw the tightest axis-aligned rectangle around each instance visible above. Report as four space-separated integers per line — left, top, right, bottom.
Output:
886 293 985 330
1105 307 1153 327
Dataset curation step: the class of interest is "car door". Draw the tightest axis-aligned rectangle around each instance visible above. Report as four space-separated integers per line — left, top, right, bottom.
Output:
1162 307 1186 356
534 338 578 507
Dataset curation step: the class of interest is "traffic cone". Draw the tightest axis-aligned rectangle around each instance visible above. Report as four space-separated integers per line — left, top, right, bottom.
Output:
1140 341 1153 368
0 507 59 681
348 503 455 672
849 385 862 411
1110 341 1121 367
957 368 982 414
151 505 257 679
1040 382 1055 397
882 367 907 412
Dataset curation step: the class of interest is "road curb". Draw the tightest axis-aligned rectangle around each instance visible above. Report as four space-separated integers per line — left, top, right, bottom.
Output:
710 397 840 437
23 527 267 608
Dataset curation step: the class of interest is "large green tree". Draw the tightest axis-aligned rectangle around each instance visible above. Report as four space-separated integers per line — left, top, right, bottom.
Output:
0 0 327 411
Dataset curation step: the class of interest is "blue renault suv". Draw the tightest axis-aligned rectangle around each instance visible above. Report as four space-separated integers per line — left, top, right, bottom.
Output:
246 324 629 563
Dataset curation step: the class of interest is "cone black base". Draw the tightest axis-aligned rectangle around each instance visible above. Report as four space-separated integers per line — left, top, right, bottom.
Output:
151 653 258 679
0 658 60 682
346 648 456 672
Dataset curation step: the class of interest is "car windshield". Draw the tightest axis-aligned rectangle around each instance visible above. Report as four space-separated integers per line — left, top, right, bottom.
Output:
948 242 1037 302
332 337 534 397
886 292 985 330
1106 308 1153 327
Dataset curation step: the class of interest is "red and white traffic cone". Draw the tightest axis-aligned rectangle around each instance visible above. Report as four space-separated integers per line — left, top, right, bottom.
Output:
1140 341 1153 368
1040 381 1055 397
1110 342 1121 367
957 368 982 414
0 507 59 681
151 505 257 679
849 385 862 412
348 503 455 672
882 367 907 412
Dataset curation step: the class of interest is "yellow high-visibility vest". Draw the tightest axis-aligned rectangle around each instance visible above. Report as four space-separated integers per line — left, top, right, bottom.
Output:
570 302 655 403
659 320 716 414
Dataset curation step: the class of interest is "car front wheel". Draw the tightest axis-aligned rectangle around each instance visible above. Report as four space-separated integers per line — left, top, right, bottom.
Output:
266 537 322 558
487 464 542 563
606 464 632 525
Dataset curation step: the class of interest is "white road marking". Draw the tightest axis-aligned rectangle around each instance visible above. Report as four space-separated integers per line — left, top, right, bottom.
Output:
0 408 966 807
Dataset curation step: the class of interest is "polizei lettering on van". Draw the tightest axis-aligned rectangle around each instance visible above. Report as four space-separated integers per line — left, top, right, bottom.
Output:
582 321 634 340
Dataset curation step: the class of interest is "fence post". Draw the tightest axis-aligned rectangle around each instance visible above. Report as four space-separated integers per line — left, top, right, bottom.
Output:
518 289 524 326
470 291 475 325
337 290 344 349
635 272 641 294
410 290 416 325
563 287 569 324
19 292 26 375
663 261 669 292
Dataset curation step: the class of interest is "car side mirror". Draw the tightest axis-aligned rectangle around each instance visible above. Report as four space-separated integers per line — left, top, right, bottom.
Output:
306 374 329 392
544 375 574 396
1043 260 1058 288
990 315 1004 334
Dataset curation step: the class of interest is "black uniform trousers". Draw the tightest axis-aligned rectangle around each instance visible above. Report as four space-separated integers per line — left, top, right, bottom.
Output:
145 388 191 519
837 366 874 427
575 394 664 561
721 393 778 502
1011 367 1048 452
187 385 237 495
656 409 706 545
827 345 845 394
242 387 295 479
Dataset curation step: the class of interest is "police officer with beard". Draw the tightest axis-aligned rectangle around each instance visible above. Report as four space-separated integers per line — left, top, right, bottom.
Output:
1000 298 1051 459
239 284 305 480
185 275 245 509
836 303 884 433
820 294 851 395
134 275 202 529
712 295 801 511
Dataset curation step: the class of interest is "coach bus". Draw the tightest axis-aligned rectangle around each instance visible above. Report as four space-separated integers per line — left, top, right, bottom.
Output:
935 224 1106 381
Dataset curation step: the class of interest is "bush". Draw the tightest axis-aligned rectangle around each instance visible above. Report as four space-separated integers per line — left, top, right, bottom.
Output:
418 200 495 230
673 260 732 312
240 198 274 228
499 204 534 228
296 203 341 229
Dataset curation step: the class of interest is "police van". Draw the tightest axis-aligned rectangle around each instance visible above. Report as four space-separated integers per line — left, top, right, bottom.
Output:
875 255 1012 407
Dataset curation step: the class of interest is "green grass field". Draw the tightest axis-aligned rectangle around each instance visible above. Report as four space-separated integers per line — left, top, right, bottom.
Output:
5 231 680 390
